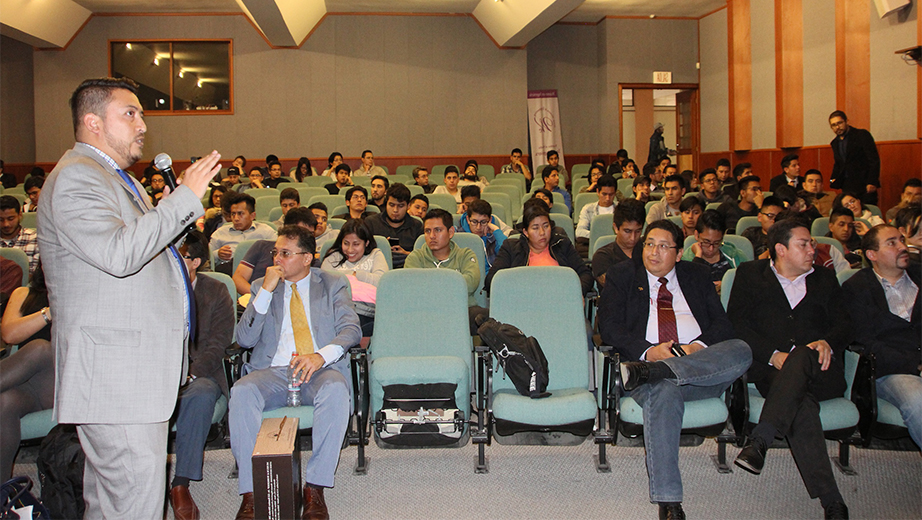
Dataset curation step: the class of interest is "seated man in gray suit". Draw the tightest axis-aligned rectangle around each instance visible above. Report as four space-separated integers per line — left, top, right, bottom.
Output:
170 230 234 520
230 225 361 520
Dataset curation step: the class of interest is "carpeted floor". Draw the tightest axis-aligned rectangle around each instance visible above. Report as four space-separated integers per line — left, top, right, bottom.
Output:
13 435 921 519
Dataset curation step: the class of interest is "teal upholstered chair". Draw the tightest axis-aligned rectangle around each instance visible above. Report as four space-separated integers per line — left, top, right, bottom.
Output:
591 234 617 257
683 234 755 262
411 232 488 308
589 213 615 255
394 165 420 177
426 193 459 212
307 194 347 213
243 187 280 200
478 267 601 472
368 270 473 449
267 207 283 223
735 216 760 235
0 247 30 286
572 192 597 223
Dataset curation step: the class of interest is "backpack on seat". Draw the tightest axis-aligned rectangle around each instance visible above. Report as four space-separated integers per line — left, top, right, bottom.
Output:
477 317 551 399
36 424 85 520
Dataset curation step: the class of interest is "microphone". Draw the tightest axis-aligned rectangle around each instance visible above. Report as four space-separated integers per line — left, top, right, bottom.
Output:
154 153 179 192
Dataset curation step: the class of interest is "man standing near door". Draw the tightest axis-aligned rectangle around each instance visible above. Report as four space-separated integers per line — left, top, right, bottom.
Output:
829 110 880 205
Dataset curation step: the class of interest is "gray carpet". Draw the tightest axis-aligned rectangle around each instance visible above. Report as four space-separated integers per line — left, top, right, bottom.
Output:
13 436 921 519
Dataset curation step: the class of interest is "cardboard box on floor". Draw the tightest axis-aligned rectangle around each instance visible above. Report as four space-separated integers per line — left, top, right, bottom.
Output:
252 416 301 520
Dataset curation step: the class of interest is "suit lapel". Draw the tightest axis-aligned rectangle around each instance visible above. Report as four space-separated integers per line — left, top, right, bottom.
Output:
762 261 793 311
74 144 152 213
634 264 651 325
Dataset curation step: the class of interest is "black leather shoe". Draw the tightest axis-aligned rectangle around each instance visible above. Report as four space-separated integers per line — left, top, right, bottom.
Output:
302 485 329 520
734 436 768 475
824 501 849 519
658 503 686 520
620 361 651 391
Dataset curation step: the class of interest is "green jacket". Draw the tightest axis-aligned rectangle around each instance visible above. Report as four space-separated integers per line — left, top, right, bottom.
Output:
405 241 481 306
681 240 748 268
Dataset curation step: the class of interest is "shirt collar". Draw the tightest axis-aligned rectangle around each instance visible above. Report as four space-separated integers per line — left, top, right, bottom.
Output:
646 267 677 289
872 268 912 289
770 260 813 285
78 142 122 172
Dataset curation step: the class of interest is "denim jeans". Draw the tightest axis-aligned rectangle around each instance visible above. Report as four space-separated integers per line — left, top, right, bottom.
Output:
630 339 751 503
876 373 922 448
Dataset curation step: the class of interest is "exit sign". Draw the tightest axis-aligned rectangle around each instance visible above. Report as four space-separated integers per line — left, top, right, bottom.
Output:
653 71 672 84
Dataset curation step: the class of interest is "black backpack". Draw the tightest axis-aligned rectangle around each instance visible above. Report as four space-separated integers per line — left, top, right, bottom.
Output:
477 317 551 399
36 425 85 520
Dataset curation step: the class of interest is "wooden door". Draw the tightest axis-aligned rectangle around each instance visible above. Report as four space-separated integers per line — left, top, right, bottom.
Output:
675 89 698 173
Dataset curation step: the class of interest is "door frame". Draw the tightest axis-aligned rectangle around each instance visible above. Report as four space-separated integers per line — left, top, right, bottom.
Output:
618 83 700 172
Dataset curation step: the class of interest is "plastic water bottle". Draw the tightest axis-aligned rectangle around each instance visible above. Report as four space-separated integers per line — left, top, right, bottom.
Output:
287 353 301 407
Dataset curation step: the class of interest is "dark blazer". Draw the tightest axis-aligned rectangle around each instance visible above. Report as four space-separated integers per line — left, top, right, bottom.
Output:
842 267 921 378
769 174 805 192
598 260 736 361
191 273 235 396
727 259 850 383
484 232 593 296
830 127 880 195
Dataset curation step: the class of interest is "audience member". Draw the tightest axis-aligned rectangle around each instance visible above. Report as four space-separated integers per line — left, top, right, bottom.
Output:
364 184 423 269
769 153 804 191
0 196 39 274
0 160 14 189
647 121 671 164
309 203 339 254
646 174 686 224
230 225 360 520
456 199 506 269
598 219 751 520
354 150 386 177
742 195 784 259
678 197 704 239
828 206 863 268
460 160 488 189
721 161 751 200
546 150 569 186
833 191 884 228
321 152 343 177
500 147 532 185
621 159 639 179
541 165 571 214
681 210 747 294
369 175 390 211
894 204 921 268
210 192 276 275
321 219 388 337
232 155 246 170
294 157 312 181
198 183 227 229
458 185 482 215
263 160 290 189
728 218 850 519
829 110 880 205
433 166 462 211
592 199 645 290
576 174 617 256
333 186 374 221
407 194 429 219
275 187 300 226
632 176 652 203
324 163 353 195
886 178 922 223
485 204 592 296
412 167 435 194
842 224 921 448
22 176 43 213
169 231 234 520
221 167 241 190
233 207 317 295
0 262 52 479
717 175 763 233
695 168 730 205
237 166 265 192
532 188 554 209
405 208 485 333
801 169 834 218
265 154 279 168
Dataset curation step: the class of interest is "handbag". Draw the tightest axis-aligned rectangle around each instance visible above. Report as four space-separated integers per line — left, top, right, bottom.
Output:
0 477 51 520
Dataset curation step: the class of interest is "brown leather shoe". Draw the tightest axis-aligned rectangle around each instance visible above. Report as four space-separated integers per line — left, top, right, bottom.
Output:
302 485 329 520
235 492 255 520
169 485 200 520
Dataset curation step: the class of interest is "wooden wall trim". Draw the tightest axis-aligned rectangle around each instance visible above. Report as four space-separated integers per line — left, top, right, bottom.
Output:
835 0 871 128
774 0 803 148
918 5 921 140
728 0 752 151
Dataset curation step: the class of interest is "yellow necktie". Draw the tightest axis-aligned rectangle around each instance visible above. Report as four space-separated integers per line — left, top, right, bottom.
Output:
290 284 314 355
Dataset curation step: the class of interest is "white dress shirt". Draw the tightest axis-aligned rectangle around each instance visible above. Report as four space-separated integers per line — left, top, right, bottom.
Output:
642 268 703 359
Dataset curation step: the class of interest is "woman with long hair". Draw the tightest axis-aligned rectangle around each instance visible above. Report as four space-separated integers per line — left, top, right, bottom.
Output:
322 152 343 177
295 157 312 181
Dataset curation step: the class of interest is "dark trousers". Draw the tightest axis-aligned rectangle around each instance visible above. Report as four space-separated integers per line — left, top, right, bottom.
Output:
754 346 845 499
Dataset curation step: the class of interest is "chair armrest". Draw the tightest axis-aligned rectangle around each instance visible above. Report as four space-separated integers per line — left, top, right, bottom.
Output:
850 349 878 446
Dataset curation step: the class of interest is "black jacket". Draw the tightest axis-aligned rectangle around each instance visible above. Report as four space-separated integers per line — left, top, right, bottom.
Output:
830 127 880 195
484 232 593 297
598 260 737 362
727 259 850 383
842 267 921 378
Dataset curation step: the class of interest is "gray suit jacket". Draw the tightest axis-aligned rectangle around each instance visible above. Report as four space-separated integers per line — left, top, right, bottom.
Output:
38 144 203 424
236 268 361 385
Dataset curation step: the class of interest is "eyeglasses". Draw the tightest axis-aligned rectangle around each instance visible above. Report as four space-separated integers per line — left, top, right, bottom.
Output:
643 242 678 252
271 249 310 259
842 199 860 208
760 211 779 220
469 219 490 226
698 239 724 248
181 255 194 260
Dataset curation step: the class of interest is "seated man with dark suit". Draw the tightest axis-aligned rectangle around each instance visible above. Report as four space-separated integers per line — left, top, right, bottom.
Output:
170 230 235 520
229 225 361 520
728 217 851 519
598 220 751 520
842 224 921 447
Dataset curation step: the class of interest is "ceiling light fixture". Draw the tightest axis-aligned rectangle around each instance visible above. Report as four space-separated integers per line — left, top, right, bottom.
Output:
125 43 132 50
153 58 159 66
178 70 184 78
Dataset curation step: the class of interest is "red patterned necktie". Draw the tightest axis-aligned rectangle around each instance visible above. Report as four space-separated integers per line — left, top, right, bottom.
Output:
657 277 678 344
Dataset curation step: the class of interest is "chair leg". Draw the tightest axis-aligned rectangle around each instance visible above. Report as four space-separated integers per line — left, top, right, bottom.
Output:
711 436 733 473
594 438 611 473
832 440 858 476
